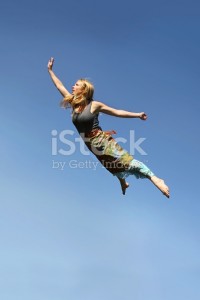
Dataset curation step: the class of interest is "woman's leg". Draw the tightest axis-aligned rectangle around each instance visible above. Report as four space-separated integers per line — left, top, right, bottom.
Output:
115 159 170 198
149 175 170 198
132 160 170 198
117 177 129 195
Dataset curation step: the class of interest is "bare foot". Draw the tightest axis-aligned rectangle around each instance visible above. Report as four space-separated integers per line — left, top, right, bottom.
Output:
119 179 129 195
150 176 170 198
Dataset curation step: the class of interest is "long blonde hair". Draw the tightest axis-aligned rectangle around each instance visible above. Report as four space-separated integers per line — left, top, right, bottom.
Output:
60 78 94 111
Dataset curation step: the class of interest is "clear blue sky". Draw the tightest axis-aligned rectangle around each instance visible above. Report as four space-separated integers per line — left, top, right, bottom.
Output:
1 0 200 299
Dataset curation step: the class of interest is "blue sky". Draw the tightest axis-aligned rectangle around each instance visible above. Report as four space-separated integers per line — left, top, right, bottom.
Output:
1 0 200 299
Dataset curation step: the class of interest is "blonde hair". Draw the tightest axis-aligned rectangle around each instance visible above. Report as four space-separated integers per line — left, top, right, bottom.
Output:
60 78 94 111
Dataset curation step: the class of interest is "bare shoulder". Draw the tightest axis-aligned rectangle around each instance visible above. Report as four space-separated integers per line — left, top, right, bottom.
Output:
90 101 103 114
91 101 118 116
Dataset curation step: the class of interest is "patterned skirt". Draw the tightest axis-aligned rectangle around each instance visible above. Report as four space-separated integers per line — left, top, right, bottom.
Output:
84 129 154 180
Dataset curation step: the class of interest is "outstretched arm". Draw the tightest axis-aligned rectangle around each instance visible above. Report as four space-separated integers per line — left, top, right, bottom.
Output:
91 101 147 120
47 57 71 97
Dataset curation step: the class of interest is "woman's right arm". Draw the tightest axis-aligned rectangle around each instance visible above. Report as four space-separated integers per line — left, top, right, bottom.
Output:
47 57 71 97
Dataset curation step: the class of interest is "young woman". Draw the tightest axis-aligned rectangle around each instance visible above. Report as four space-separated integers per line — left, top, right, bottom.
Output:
47 57 170 198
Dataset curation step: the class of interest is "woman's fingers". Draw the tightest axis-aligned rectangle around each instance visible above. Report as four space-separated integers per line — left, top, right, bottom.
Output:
47 57 54 70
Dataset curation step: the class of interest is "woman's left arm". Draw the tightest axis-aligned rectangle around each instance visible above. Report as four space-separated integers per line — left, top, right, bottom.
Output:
91 101 147 120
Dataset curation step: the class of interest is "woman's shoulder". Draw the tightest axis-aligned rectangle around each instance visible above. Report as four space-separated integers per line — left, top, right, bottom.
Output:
90 100 102 114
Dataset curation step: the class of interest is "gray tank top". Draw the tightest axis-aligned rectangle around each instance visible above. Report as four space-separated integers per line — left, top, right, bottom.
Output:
72 102 101 134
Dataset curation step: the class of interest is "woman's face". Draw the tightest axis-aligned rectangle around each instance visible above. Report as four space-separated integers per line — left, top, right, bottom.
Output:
72 80 83 95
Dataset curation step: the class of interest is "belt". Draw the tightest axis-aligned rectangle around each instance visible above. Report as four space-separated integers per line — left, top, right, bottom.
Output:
85 129 116 138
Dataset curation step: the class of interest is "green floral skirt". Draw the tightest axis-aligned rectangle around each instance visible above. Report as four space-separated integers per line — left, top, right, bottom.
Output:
84 129 154 180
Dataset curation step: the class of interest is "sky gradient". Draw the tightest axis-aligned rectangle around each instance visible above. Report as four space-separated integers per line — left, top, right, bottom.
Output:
1 0 200 299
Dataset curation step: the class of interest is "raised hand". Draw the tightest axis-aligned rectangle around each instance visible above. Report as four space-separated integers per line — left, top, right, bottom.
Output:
47 57 54 71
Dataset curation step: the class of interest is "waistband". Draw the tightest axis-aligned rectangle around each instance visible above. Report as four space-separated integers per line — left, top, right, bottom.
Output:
85 129 116 138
